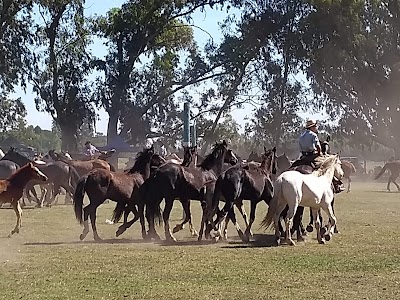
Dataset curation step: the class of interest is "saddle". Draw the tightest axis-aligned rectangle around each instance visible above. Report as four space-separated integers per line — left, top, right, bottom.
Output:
290 155 344 194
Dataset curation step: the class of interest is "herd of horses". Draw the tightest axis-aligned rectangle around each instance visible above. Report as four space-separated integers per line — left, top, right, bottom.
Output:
0 141 390 246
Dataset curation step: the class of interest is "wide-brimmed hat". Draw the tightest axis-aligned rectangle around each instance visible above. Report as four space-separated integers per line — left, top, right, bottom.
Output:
305 119 317 129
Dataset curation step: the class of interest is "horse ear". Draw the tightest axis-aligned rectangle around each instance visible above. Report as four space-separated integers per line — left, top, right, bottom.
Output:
222 140 227 146
272 146 277 152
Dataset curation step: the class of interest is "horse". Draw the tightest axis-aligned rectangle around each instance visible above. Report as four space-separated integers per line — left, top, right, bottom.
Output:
247 151 261 163
0 163 48 237
114 145 199 238
341 160 357 193
261 154 344 246
52 150 112 177
145 140 238 242
207 147 277 242
2 148 79 207
374 161 400 191
73 147 165 241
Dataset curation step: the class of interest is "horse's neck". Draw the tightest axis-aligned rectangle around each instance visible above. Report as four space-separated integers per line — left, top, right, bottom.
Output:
8 169 33 188
320 164 336 182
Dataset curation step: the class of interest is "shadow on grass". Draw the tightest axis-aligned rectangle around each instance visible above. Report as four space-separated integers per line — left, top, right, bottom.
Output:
24 238 152 246
221 234 277 249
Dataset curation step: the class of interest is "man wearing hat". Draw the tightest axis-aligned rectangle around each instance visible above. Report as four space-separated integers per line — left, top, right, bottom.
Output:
83 141 101 160
291 119 322 167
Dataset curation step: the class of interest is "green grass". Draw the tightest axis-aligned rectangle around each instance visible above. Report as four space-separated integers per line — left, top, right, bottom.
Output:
1 181 400 299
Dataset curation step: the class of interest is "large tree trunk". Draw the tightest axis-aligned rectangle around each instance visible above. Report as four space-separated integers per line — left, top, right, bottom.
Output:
107 111 119 144
60 125 78 152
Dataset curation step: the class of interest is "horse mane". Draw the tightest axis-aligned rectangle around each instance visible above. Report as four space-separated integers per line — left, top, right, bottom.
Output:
199 142 225 170
127 149 153 174
312 155 338 176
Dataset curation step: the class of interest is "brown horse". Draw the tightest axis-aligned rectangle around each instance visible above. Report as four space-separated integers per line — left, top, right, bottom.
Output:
0 163 48 237
375 161 400 191
341 160 357 192
74 147 165 241
54 151 111 177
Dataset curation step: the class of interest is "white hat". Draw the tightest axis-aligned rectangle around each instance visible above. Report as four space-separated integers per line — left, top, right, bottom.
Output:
305 119 317 129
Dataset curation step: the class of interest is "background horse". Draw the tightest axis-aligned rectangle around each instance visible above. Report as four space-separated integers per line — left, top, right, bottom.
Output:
374 161 400 191
0 163 48 237
342 160 357 192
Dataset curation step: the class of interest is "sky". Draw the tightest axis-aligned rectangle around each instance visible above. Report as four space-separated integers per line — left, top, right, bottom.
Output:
13 1 321 134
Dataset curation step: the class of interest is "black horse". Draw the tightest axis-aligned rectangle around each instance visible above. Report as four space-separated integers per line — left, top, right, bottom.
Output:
144 140 238 242
208 147 277 242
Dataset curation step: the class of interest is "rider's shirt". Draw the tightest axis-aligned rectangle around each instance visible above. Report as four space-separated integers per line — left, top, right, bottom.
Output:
299 130 320 153
84 145 99 157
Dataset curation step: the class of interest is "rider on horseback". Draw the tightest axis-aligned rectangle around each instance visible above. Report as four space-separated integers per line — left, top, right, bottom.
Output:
84 141 101 160
291 119 321 168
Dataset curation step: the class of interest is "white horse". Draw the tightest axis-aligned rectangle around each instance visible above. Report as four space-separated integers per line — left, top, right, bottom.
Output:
261 154 344 246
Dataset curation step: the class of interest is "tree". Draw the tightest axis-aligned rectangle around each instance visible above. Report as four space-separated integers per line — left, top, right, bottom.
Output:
0 95 26 131
0 0 35 93
31 0 95 152
302 0 400 156
92 0 226 143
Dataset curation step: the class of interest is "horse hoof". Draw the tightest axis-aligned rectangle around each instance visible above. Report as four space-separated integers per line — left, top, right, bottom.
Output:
212 236 220 243
288 239 296 246
172 225 181 234
191 232 199 238
275 238 281 246
79 234 86 241
94 236 103 242
325 234 331 242
320 227 327 236
297 235 305 242
116 228 125 237
318 239 326 245
306 225 314 233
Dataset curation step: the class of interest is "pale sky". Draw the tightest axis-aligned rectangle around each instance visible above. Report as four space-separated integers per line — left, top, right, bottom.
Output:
13 1 320 134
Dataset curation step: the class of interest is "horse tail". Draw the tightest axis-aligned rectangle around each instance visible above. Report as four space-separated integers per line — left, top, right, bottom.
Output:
74 175 88 224
349 162 357 173
112 201 126 224
260 176 283 230
142 177 163 225
108 162 116 172
68 165 80 190
375 163 388 180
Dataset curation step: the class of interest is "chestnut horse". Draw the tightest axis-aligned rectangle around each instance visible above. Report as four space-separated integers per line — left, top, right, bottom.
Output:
0 163 48 237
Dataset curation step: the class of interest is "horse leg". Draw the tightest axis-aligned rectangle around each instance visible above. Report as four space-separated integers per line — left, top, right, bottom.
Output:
89 206 102 241
79 204 92 241
243 200 258 243
306 208 314 232
347 176 351 193
312 208 324 244
227 206 245 241
322 204 337 242
173 199 198 237
116 204 140 237
9 201 23 237
163 197 177 242
387 176 391 192
292 206 306 242
284 203 297 246
235 198 252 238
393 176 400 191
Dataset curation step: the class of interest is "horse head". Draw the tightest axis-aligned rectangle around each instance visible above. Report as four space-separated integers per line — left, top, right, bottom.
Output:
261 146 277 175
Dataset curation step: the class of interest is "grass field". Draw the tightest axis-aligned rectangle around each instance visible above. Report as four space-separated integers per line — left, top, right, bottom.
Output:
0 180 400 299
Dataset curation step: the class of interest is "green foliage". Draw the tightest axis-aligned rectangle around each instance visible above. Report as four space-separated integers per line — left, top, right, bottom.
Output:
0 95 27 132
32 0 95 151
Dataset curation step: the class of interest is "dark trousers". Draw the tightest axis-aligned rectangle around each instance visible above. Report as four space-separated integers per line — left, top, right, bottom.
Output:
290 153 318 168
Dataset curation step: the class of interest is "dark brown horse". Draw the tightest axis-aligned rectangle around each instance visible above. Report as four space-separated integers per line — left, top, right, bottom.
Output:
0 163 48 237
144 140 238 242
208 147 277 242
73 147 164 241
374 161 400 191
